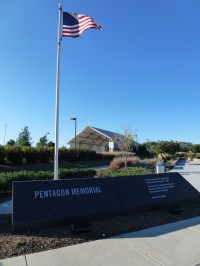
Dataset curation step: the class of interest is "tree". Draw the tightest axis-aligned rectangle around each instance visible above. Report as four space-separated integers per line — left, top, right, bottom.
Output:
6 139 16 146
150 141 180 155
36 134 54 148
16 126 32 147
47 141 55 148
178 142 193 152
192 144 200 153
114 127 134 168
36 135 49 148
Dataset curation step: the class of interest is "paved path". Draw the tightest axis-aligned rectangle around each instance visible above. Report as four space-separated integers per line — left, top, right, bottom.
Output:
1 216 200 266
170 159 200 192
1 159 200 265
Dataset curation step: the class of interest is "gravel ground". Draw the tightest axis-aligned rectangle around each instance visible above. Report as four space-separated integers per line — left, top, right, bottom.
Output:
1 199 200 260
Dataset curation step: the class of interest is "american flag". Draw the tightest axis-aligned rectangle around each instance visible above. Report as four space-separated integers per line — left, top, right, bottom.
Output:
62 12 102 38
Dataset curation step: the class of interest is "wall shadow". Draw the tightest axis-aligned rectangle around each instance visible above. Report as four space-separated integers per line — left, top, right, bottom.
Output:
119 216 200 239
173 166 183 170
175 159 186 166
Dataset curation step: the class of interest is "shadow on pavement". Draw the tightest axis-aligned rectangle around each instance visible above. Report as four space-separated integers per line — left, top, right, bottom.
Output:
173 166 183 170
176 159 186 166
120 216 200 238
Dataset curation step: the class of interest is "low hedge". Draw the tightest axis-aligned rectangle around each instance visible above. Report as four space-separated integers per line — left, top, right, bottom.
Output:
22 147 40 164
0 168 97 192
0 145 5 164
96 167 154 177
2 146 103 164
5 146 24 164
59 168 96 179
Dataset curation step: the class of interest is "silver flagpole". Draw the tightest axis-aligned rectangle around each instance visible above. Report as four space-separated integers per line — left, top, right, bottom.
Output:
54 3 62 180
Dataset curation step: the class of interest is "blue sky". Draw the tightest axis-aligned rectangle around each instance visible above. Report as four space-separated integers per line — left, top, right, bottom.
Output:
1 0 200 146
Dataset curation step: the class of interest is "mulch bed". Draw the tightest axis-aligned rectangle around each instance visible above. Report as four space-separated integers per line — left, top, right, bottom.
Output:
1 199 200 260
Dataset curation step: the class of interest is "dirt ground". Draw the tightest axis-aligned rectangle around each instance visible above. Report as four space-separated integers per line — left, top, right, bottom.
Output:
1 199 200 260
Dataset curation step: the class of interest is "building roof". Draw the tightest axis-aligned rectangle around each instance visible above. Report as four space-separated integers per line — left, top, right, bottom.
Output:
67 126 119 147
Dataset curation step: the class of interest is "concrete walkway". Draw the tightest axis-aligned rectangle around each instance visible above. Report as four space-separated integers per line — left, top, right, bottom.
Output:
1 159 200 266
1 216 200 266
170 158 200 192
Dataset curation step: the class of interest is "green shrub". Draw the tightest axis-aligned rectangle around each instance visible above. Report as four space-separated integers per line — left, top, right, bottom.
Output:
58 168 96 179
86 150 97 160
0 168 96 192
66 149 77 162
0 176 6 191
58 148 99 162
22 147 39 164
96 167 153 177
0 170 53 191
37 148 52 163
192 144 200 153
0 145 5 164
0 146 112 166
164 154 174 160
48 147 54 161
5 146 24 164
59 147 68 162
175 152 187 158
76 150 91 161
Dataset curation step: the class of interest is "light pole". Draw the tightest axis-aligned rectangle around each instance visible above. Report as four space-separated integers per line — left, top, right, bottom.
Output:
4 123 7 146
70 117 77 150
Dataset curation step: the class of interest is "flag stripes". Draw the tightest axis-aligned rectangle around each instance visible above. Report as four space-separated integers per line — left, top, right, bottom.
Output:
62 12 102 38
